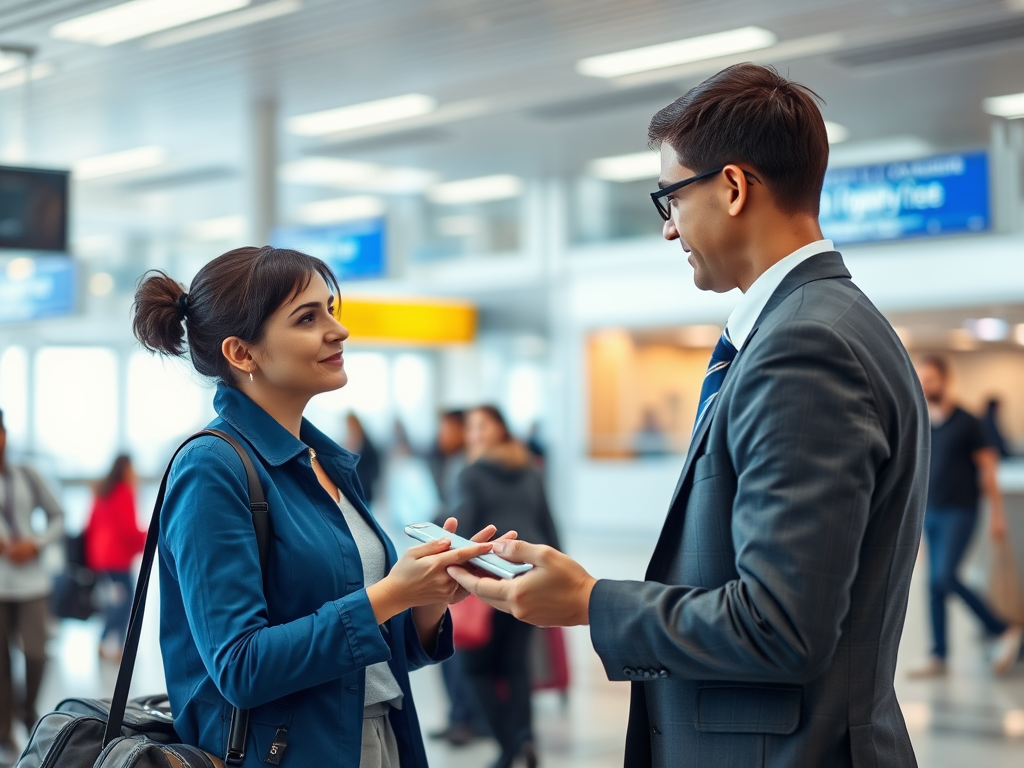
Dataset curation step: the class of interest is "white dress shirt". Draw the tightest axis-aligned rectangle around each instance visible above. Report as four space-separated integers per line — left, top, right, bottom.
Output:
726 239 835 350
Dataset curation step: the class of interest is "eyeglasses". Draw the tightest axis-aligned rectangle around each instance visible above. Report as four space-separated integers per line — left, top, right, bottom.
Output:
650 166 760 221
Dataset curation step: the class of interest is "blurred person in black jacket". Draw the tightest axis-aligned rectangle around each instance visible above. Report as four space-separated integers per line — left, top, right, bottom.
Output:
344 412 380 504
455 405 560 768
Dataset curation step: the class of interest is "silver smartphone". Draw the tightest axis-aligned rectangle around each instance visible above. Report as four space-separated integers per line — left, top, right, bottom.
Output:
404 522 534 580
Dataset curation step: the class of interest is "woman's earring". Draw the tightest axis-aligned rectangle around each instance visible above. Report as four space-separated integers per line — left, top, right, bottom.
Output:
249 370 254 383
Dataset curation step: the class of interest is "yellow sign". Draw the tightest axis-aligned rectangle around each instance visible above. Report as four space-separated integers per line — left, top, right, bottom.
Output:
334 297 476 346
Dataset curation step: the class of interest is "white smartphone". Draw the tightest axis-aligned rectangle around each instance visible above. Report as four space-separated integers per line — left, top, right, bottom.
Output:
404 522 534 580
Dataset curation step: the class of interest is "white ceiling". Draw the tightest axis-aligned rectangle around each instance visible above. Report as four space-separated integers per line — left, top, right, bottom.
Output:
2 0 1024 237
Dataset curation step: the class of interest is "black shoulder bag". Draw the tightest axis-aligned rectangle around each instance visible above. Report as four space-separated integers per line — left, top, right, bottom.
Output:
15 429 271 768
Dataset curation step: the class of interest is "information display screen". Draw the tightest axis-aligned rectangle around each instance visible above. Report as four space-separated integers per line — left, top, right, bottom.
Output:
0 166 70 252
0 256 77 324
272 219 385 281
819 151 990 245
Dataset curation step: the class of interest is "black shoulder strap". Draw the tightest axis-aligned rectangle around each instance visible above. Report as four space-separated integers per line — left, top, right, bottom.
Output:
103 429 271 760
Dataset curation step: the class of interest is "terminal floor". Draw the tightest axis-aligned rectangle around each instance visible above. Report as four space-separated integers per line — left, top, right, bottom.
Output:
25 537 1024 767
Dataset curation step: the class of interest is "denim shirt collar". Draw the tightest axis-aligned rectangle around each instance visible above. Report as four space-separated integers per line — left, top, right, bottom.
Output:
213 384 358 471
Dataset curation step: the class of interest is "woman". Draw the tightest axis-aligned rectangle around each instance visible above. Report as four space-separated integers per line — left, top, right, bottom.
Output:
132 245 502 768
85 454 146 661
455 406 561 768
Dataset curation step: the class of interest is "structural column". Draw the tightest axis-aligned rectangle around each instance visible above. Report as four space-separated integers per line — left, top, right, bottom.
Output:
250 98 278 245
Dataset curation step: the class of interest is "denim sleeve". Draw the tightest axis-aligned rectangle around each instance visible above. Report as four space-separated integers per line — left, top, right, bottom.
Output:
163 440 392 710
402 607 455 672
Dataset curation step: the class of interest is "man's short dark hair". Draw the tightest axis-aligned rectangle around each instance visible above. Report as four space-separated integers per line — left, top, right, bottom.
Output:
441 409 465 425
918 355 950 379
648 63 829 215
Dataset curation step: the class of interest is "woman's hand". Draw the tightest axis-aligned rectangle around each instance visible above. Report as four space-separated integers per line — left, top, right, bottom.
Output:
366 534 492 625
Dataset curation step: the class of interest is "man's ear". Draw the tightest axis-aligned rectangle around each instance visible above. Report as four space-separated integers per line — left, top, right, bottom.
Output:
221 336 254 379
722 164 751 218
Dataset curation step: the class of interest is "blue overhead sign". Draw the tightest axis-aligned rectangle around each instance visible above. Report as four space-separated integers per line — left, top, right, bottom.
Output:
819 151 990 245
0 255 76 324
272 219 385 281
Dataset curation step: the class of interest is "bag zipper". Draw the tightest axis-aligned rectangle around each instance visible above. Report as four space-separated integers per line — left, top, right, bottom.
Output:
39 716 106 768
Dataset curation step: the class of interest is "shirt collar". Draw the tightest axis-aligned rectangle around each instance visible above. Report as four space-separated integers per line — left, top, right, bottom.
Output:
213 384 357 469
725 239 834 350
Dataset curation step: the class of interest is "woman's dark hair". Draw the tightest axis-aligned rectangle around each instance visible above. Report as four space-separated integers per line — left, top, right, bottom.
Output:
97 454 132 499
132 246 340 386
471 405 512 443
648 63 829 215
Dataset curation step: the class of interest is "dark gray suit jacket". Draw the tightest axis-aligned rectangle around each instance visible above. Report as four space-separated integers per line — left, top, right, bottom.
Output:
590 252 928 768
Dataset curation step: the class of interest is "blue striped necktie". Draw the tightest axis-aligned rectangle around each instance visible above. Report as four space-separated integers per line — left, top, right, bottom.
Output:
693 328 738 436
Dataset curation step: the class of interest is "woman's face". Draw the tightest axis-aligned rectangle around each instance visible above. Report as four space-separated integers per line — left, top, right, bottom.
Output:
466 410 505 456
249 275 350 398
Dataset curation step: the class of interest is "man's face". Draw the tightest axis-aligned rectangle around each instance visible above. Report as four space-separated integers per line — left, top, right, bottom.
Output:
438 417 465 455
917 363 947 404
658 144 740 293
0 426 6 461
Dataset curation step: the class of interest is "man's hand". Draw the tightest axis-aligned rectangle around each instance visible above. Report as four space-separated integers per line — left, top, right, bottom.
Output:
440 517 518 605
990 512 1007 541
447 539 597 627
6 540 39 565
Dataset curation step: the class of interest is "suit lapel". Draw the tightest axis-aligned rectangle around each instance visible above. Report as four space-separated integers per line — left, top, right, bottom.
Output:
644 251 853 582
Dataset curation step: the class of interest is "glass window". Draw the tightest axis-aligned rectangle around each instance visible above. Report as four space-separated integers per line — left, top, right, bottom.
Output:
35 347 119 476
126 352 215 477
0 346 29 455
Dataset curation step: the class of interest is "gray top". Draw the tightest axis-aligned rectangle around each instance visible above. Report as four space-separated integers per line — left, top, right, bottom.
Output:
336 493 403 711
0 465 65 600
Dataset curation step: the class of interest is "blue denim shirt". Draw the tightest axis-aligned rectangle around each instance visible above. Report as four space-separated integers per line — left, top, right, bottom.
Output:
158 384 453 767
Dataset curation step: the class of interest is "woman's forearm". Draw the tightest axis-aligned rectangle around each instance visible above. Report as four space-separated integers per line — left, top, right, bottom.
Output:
411 603 446 652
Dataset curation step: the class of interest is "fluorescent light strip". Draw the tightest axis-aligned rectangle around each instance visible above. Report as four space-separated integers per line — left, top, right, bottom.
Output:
145 0 302 49
428 175 523 205
281 158 437 193
983 92 1024 119
577 26 777 78
0 62 54 92
51 0 251 46
587 151 661 182
0 55 20 75
297 196 385 224
186 215 247 241
824 121 849 144
287 94 437 137
74 146 168 180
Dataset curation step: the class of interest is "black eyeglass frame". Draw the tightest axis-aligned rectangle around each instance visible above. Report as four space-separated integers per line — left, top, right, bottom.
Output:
650 166 761 221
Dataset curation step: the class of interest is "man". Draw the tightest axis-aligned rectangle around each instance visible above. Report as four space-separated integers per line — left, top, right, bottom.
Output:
910 357 1022 677
429 409 468 521
451 64 929 768
0 409 64 765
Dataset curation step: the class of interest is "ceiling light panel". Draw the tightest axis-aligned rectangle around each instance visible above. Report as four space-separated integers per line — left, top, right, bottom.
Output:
983 92 1024 119
73 146 168 179
186 215 247 241
577 26 777 78
824 121 850 144
587 152 661 182
0 55 21 75
428 175 523 205
281 158 437 193
287 94 437 136
146 0 301 49
297 196 385 224
51 0 251 47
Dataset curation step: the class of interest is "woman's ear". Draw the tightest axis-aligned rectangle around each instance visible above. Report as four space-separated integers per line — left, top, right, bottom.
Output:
221 336 255 380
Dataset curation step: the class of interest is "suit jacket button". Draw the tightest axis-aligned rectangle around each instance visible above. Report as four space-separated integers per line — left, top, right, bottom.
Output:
652 726 662 736
623 667 633 677
659 670 668 678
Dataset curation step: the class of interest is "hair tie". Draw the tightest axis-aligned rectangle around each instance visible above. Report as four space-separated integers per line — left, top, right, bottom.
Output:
176 293 189 321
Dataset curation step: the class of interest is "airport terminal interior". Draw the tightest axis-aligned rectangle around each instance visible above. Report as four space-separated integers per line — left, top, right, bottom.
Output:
2 0 1024 766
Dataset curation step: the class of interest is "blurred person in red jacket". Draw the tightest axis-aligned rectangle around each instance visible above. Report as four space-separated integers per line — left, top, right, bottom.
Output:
86 455 146 661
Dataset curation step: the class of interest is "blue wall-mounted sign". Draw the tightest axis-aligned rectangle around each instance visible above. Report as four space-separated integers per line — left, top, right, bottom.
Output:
271 219 385 281
820 151 990 245
0 254 76 324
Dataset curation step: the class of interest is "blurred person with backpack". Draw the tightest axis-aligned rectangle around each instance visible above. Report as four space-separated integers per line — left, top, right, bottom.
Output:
0 408 65 764
85 454 147 662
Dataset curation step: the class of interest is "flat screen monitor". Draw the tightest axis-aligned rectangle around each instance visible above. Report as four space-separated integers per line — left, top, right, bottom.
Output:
0 165 70 253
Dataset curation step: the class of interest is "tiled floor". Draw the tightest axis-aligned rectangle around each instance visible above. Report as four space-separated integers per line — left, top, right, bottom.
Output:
17 535 1024 767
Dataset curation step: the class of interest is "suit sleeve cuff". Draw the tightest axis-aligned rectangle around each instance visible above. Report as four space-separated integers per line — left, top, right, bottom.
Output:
590 579 643 681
